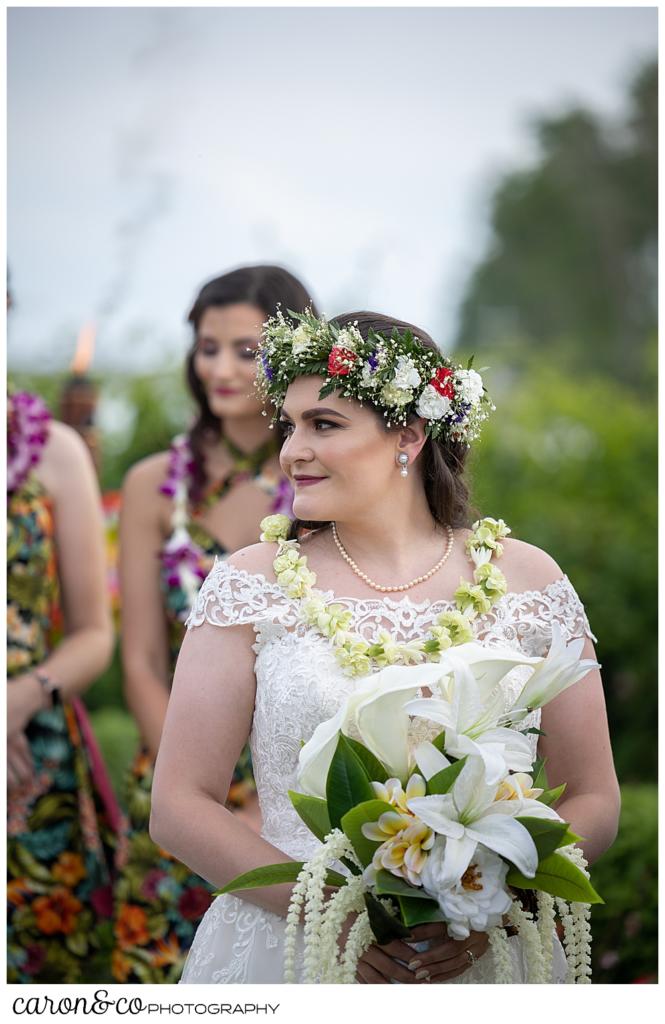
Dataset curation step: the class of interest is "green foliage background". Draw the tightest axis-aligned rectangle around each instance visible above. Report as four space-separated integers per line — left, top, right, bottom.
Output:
9 59 657 983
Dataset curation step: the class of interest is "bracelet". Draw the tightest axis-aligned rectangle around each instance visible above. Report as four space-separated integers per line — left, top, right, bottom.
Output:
32 671 61 708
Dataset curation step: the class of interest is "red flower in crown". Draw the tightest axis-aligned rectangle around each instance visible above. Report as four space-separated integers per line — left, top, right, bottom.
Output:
328 347 357 377
430 366 455 399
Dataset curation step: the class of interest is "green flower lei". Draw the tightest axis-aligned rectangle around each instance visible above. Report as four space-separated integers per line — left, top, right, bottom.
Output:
259 514 512 677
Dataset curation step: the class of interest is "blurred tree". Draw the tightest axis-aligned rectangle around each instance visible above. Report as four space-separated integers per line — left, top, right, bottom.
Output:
468 361 657 782
455 60 657 390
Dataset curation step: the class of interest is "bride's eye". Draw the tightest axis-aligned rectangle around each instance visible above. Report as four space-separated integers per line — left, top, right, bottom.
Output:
313 420 338 431
279 420 294 435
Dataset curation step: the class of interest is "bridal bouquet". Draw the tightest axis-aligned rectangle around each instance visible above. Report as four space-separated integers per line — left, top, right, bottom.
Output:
219 625 602 984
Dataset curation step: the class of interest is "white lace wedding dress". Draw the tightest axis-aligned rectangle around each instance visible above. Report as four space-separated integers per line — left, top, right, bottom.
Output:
179 559 596 985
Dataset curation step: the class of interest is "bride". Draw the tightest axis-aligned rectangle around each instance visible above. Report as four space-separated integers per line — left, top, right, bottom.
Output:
150 310 620 984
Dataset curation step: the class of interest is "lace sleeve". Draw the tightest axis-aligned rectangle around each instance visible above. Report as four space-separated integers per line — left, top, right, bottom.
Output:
186 557 297 630
494 574 597 658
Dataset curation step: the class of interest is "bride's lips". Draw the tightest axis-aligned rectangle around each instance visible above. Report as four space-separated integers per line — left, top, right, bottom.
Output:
293 475 328 488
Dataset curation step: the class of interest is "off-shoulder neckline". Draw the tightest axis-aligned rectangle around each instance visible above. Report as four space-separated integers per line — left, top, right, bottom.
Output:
212 557 574 615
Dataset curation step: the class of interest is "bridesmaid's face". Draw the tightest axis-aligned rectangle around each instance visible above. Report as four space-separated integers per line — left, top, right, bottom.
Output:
278 376 406 522
192 303 266 419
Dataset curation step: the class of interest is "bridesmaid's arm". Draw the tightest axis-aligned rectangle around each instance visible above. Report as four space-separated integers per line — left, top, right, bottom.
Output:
8 422 113 736
119 455 173 760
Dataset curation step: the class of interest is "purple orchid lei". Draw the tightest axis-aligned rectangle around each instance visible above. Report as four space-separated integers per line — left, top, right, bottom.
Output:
157 433 293 613
7 391 51 494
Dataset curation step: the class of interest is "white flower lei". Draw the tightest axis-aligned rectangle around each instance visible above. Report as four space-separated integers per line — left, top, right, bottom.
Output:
260 514 511 677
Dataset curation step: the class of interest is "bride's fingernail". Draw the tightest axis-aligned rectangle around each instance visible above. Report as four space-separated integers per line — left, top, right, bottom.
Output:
409 959 422 970
415 968 430 980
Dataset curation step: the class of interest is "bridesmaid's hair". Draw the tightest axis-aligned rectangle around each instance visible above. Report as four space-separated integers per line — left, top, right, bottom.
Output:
288 311 474 540
185 265 317 502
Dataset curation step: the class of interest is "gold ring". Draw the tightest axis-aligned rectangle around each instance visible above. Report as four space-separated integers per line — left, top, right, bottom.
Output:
465 949 476 967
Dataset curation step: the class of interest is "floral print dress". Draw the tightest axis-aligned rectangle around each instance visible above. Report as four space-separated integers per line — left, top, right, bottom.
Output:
7 473 119 984
112 436 290 984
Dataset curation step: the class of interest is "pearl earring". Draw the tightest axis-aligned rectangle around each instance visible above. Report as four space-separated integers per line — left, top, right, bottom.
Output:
397 452 409 477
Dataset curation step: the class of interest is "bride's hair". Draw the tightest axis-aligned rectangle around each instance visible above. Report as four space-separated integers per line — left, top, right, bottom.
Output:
185 264 317 502
288 310 474 539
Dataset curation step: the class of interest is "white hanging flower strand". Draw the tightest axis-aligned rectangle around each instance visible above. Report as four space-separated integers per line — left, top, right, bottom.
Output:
260 514 511 677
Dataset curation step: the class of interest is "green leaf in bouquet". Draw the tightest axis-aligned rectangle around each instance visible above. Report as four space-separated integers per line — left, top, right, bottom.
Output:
326 734 375 830
215 861 346 897
397 895 444 928
364 892 411 944
538 782 567 806
373 869 435 900
516 816 575 859
432 730 446 753
288 792 332 842
427 756 467 795
506 852 604 904
531 757 548 790
340 799 394 867
343 736 389 784
521 727 547 736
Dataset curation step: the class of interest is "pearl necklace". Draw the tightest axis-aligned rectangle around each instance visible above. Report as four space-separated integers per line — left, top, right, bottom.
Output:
331 522 455 594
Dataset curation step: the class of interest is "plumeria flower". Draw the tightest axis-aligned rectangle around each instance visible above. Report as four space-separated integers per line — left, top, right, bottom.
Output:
494 772 544 804
406 756 562 887
509 622 599 722
363 817 436 887
370 774 427 813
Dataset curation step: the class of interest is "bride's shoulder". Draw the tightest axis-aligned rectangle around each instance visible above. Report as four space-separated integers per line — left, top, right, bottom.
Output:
225 541 280 583
498 536 565 593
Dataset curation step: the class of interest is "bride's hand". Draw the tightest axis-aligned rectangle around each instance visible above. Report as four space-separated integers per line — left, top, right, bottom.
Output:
401 922 490 983
337 913 425 984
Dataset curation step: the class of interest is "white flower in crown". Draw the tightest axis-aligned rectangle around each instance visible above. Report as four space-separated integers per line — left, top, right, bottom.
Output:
392 355 422 391
416 385 451 421
360 361 381 389
381 382 412 408
455 368 485 405
336 326 362 353
291 325 315 356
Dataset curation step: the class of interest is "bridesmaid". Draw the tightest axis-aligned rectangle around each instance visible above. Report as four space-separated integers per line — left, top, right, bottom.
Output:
113 264 317 983
7 390 119 983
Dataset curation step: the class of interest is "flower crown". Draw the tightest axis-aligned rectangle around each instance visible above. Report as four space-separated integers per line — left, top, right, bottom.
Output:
256 308 493 445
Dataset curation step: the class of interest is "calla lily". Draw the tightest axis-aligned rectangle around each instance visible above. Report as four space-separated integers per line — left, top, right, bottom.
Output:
297 662 454 798
406 756 562 886
509 622 599 721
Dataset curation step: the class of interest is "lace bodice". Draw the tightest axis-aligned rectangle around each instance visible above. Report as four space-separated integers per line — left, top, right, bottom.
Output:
187 561 596 862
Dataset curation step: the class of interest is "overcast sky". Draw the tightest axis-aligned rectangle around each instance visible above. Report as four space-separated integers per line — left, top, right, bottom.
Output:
7 6 657 373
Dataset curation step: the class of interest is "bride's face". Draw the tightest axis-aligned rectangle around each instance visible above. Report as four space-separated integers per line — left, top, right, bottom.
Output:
278 376 403 522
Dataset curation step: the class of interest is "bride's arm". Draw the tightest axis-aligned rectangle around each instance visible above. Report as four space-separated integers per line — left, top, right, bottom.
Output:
150 617 299 919
538 634 621 866
501 537 621 865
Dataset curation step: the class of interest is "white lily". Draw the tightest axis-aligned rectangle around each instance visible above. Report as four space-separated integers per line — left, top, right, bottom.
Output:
509 622 599 721
297 662 454 798
406 756 562 886
404 655 534 784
